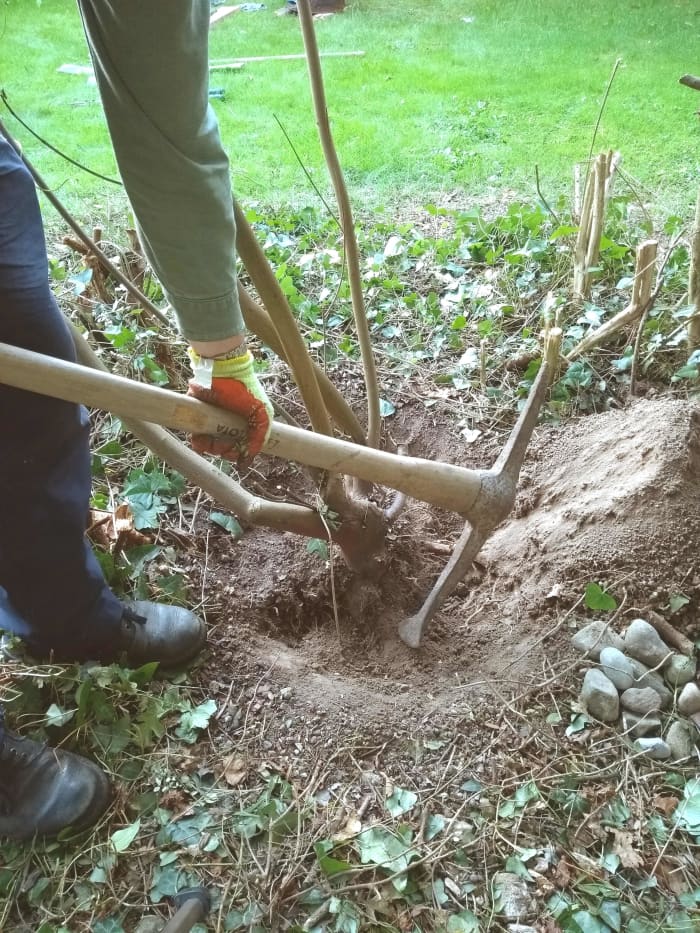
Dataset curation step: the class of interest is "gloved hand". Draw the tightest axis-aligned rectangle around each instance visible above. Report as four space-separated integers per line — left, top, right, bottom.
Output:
187 345 273 463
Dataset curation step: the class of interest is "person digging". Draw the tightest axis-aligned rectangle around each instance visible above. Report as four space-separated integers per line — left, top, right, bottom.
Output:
0 0 273 841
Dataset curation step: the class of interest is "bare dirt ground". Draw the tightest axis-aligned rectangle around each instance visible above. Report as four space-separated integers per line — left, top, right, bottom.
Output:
189 396 700 759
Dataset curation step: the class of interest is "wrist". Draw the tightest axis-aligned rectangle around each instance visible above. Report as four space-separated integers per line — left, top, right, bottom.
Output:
190 334 246 359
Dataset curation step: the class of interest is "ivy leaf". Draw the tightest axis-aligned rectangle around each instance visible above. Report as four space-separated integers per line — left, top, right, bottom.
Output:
314 841 353 877
446 911 480 932
385 786 418 817
306 538 329 559
505 855 531 879
599 899 621 933
675 792 700 834
460 778 482 794
669 594 690 613
514 780 540 807
584 582 617 612
45 703 75 728
425 813 446 841
565 911 611 933
210 512 243 536
566 713 591 736
176 698 217 742
93 920 126 933
110 819 141 853
356 825 415 874
328 896 361 933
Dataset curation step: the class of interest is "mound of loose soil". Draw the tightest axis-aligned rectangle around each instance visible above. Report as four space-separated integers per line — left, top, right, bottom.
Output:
197 397 700 742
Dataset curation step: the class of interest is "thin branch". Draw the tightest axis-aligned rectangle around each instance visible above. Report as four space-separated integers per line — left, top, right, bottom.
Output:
1 89 122 186
272 113 339 224
534 164 561 226
628 294 654 397
688 190 700 349
296 0 382 448
583 58 622 196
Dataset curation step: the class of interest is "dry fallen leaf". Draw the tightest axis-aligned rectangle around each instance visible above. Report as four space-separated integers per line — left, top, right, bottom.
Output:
611 829 644 869
113 503 151 552
87 504 151 552
332 815 362 843
653 794 679 816
87 509 115 547
221 755 247 786
553 857 573 890
654 857 688 896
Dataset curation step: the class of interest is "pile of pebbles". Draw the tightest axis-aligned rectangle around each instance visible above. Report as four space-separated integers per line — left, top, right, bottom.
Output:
572 618 698 761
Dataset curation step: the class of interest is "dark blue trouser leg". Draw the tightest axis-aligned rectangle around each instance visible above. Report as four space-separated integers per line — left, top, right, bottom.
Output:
0 136 123 659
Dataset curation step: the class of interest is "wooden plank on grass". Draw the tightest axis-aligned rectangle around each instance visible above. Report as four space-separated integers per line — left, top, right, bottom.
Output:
210 5 240 25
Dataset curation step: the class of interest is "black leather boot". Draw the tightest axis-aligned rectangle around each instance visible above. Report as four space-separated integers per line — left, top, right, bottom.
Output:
0 712 111 841
117 601 206 668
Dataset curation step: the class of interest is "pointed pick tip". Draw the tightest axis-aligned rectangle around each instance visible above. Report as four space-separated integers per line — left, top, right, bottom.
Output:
398 616 423 649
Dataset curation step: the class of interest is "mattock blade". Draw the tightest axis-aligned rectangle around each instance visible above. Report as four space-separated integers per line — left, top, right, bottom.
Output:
398 522 488 648
398 327 562 648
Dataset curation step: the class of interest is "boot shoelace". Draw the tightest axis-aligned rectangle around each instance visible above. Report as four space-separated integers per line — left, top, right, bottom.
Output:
122 607 148 629
0 709 43 767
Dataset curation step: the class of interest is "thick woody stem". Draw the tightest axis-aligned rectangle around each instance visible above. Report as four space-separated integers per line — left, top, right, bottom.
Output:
567 239 658 361
234 201 336 439
237 286 367 445
573 151 619 303
688 191 700 349
296 0 382 449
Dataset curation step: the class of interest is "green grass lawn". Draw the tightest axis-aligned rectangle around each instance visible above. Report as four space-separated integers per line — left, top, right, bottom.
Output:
0 0 698 217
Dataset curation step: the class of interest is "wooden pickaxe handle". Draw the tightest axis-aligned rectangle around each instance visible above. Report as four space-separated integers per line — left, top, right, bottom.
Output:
0 342 485 515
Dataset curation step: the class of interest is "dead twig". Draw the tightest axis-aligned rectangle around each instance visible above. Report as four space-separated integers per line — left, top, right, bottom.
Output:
646 610 696 658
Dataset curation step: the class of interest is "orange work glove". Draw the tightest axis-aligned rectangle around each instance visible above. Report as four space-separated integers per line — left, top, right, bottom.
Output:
187 345 273 463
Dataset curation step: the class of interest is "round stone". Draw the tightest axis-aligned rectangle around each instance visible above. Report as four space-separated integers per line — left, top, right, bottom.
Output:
621 711 661 737
620 686 662 716
599 646 635 691
627 658 673 709
572 621 625 660
633 737 671 760
678 682 700 717
581 669 620 722
664 654 697 688
623 619 673 668
666 721 694 762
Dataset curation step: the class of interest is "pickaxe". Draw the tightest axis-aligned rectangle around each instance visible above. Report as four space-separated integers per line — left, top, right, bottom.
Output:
0 327 561 646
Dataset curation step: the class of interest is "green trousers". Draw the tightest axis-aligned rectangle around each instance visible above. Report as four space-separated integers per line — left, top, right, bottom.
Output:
78 0 245 342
